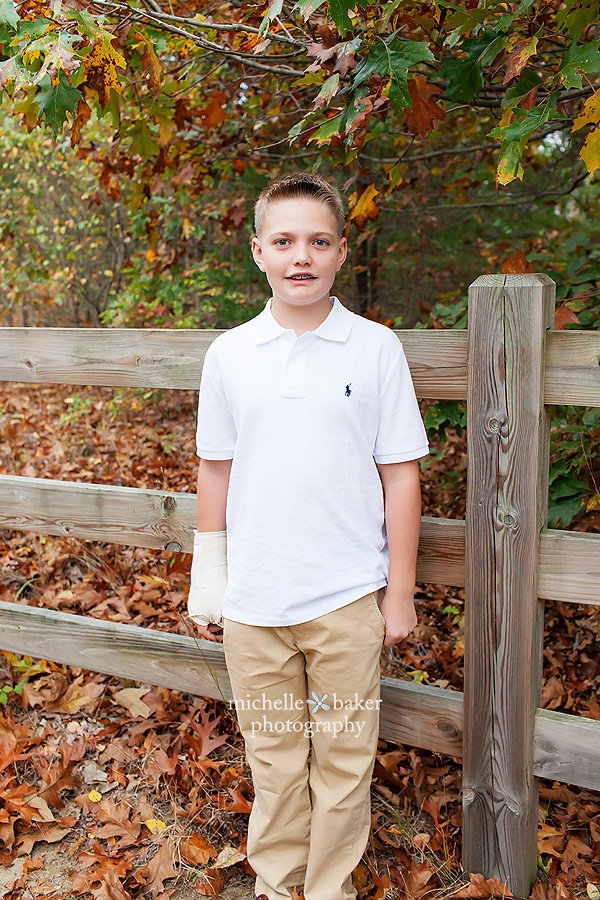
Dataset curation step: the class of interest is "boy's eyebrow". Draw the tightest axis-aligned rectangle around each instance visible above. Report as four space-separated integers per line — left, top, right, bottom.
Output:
268 229 336 238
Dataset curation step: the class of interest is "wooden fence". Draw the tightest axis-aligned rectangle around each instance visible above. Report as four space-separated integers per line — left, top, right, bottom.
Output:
0 273 599 896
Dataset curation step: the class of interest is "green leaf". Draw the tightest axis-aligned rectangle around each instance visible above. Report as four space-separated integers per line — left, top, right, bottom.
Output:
439 29 507 102
259 0 283 36
37 71 81 134
559 39 600 89
128 119 159 157
307 113 343 145
328 0 355 36
352 35 434 115
0 0 18 29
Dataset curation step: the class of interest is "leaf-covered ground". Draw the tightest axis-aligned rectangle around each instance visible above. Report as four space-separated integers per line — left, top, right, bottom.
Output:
0 384 599 900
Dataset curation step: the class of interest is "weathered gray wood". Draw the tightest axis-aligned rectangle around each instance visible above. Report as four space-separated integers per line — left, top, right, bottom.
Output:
0 601 598 791
3 475 599 604
538 529 600 605
0 475 197 552
0 327 467 400
545 331 600 407
0 328 223 390
416 517 465 586
0 601 233 703
379 675 463 756
534 709 600 790
0 474 465 583
463 274 555 895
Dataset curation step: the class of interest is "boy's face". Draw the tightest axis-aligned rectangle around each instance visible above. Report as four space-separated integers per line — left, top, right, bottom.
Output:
251 197 347 312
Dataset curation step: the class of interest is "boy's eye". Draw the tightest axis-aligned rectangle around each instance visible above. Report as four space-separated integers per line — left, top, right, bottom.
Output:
314 239 329 247
274 239 289 246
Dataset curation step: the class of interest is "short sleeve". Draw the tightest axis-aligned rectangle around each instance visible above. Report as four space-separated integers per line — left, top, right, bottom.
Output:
196 341 237 459
373 339 429 464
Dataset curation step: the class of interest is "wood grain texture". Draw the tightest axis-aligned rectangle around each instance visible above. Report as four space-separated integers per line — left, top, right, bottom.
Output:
0 602 598 791
545 331 600 407
1 327 598 405
0 326 468 399
3 475 599 604
538 529 600 604
463 274 555 895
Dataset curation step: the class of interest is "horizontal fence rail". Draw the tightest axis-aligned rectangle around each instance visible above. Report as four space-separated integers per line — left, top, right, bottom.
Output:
1 327 600 405
0 601 597 792
1 475 599 606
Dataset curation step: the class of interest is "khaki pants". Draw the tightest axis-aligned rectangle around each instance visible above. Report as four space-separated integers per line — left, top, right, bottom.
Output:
223 589 385 900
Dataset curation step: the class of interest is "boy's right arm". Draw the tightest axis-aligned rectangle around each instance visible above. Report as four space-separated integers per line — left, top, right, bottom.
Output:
189 458 232 639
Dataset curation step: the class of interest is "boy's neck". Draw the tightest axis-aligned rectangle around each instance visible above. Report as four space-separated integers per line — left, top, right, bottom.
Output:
270 295 334 336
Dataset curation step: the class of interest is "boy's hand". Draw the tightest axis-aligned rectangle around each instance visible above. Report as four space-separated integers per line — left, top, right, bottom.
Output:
380 591 417 647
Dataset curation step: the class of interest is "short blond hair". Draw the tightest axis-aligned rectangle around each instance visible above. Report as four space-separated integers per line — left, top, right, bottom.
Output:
254 172 346 239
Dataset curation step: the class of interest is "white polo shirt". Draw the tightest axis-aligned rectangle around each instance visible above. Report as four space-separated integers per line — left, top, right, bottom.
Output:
196 297 428 626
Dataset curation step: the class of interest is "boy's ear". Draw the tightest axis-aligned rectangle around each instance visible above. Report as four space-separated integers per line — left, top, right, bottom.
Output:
336 236 348 271
251 236 266 272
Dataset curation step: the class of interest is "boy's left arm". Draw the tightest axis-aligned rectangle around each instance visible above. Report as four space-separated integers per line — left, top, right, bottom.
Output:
379 460 422 647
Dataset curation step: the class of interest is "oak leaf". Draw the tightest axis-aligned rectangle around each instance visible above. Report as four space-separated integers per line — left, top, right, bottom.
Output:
200 92 227 129
196 866 225 898
146 837 178 896
406 76 445 135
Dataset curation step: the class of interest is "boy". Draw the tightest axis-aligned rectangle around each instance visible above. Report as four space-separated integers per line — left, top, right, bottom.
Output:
188 173 428 900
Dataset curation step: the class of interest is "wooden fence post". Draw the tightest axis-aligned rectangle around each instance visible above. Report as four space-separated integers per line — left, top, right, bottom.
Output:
463 274 555 896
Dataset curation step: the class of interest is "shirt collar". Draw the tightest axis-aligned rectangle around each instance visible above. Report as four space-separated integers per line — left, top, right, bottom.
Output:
252 296 354 345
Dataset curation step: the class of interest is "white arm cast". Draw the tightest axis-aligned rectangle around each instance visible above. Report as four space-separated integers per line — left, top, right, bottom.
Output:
187 530 227 626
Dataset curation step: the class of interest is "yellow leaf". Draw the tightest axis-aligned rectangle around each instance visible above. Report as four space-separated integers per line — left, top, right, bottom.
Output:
146 248 158 262
572 89 600 132
88 790 102 802
586 492 600 512
182 217 193 239
348 184 380 228
145 818 167 834
580 126 600 177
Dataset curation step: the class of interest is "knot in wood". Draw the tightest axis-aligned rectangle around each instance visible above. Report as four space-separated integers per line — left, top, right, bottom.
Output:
161 495 176 517
489 417 501 433
503 513 517 528
462 788 476 805
165 541 182 552
505 796 522 814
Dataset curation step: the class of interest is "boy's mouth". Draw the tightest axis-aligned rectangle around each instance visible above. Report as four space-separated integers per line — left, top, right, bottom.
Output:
287 274 316 281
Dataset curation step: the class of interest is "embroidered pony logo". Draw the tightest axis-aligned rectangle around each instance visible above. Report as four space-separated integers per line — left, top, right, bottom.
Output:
345 384 352 397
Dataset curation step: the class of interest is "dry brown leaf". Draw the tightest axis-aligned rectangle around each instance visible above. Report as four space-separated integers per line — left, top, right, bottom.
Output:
501 249 534 274
146 838 178 896
195 865 225 898
113 687 151 718
212 844 246 867
179 833 216 866
453 872 513 898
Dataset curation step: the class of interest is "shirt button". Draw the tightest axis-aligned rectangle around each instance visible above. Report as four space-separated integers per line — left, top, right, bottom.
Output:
290 358 297 366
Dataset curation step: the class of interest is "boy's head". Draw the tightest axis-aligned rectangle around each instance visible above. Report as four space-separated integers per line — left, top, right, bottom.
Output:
251 173 347 313
254 173 346 240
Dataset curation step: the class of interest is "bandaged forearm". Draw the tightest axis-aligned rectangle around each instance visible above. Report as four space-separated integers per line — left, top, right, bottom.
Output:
187 530 227 626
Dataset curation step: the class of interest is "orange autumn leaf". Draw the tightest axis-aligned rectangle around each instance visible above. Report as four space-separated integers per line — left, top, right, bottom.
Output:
406 76 445 135
200 91 227 129
179 833 216 866
503 36 538 84
502 249 533 274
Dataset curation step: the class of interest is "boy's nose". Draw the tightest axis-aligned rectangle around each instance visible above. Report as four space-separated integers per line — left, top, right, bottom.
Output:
294 248 311 265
